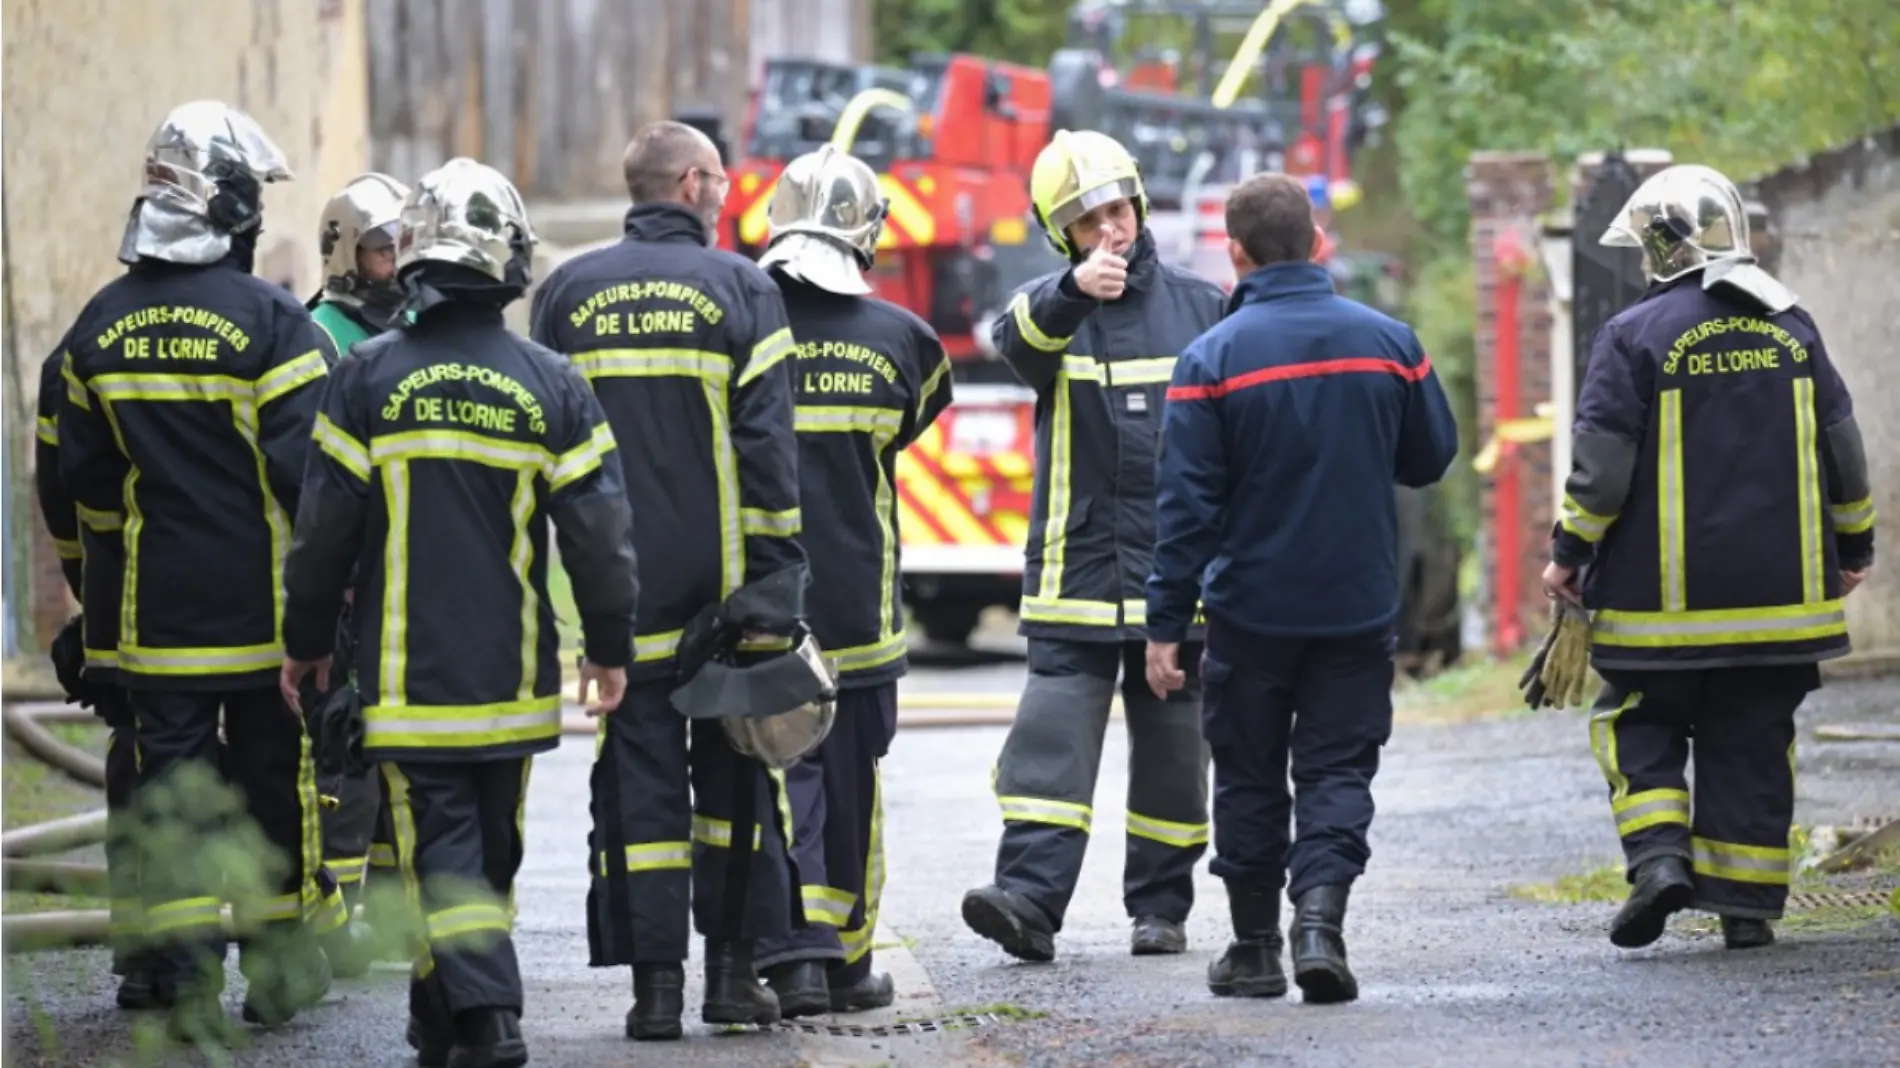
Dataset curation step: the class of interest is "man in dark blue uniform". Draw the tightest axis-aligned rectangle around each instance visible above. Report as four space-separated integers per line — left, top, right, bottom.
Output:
1146 173 1457 1004
1545 164 1875 952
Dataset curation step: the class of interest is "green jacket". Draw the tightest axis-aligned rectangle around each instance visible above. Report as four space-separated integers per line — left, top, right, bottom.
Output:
311 300 376 364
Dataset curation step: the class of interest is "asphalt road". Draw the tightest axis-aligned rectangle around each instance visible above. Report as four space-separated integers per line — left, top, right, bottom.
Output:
6 647 1897 1068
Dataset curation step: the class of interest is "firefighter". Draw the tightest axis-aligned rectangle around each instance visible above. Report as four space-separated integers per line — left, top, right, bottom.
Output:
35 336 157 1010
305 171 413 978
1147 174 1458 1003
281 156 638 1068
1546 163 1875 951
963 129 1225 963
57 100 338 1039
745 146 953 1015
529 119 806 1040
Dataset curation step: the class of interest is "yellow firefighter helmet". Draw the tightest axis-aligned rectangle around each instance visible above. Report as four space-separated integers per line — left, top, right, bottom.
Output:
1029 129 1148 258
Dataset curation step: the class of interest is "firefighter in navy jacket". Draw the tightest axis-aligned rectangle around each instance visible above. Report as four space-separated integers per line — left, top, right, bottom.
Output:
283 159 638 1066
1147 174 1457 1004
745 146 952 1017
1544 164 1876 952
961 130 1225 965
529 120 806 1040
59 101 339 1038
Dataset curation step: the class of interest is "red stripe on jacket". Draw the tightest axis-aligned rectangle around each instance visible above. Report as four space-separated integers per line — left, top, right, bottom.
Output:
1166 354 1433 403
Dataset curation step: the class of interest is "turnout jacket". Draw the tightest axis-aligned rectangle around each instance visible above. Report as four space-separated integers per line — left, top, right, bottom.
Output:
1147 263 1458 643
1553 275 1875 670
777 274 953 686
990 229 1224 641
283 302 637 761
531 203 805 679
36 343 126 680
59 257 330 690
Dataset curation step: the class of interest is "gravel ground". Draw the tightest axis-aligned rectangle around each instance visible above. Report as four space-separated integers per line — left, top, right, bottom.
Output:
5 669 1896 1067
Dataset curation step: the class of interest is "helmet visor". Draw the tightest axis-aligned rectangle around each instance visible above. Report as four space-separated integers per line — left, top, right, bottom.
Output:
1045 177 1141 233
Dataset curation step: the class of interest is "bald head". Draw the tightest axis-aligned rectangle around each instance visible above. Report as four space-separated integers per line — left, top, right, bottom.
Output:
623 121 719 205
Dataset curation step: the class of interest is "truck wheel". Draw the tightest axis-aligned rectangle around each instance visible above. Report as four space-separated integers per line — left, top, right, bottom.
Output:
916 600 983 647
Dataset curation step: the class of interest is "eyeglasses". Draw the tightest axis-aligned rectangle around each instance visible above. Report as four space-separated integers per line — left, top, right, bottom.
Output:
684 165 729 189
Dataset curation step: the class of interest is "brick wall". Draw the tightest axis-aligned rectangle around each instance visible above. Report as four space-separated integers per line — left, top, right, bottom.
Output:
1467 153 1554 652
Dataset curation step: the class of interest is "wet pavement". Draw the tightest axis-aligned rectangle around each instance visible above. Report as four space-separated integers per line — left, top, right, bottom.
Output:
5 664 1896 1067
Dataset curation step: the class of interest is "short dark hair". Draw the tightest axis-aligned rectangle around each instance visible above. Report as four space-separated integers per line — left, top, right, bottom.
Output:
622 121 712 204
1225 173 1315 266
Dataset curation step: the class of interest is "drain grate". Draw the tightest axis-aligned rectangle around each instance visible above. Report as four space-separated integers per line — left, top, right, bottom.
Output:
1786 889 1894 911
773 1012 1019 1038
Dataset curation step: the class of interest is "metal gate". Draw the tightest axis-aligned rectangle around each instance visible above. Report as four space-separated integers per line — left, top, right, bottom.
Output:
1569 152 1651 394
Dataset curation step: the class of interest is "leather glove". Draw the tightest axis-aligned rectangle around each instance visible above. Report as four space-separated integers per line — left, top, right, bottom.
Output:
49 614 94 710
1538 600 1594 709
1518 611 1561 710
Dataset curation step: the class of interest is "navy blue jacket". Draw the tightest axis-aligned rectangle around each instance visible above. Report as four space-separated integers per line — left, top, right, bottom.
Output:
1146 262 1458 642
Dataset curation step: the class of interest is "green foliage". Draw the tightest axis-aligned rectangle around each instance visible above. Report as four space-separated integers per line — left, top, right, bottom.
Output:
870 0 1074 67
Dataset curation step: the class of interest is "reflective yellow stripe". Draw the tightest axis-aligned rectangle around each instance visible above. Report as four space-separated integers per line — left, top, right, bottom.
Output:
85 649 119 670
1560 493 1615 543
1691 836 1791 886
917 356 951 414
118 642 280 675
365 695 564 751
233 891 305 929
306 883 350 935
256 349 328 408
35 415 57 446
1830 495 1876 535
623 841 693 873
691 814 764 851
828 631 908 674
1657 388 1686 612
426 901 513 945
1588 689 1640 803
1126 811 1210 848
146 896 223 935
793 405 906 436
550 422 616 491
572 348 728 382
706 381 744 595
371 429 551 472
382 764 434 972
635 628 684 663
76 504 123 532
802 884 856 927
53 537 83 560
382 459 411 705
1593 601 1847 648
1792 378 1825 603
1610 787 1691 836
1120 600 1206 628
1020 595 1118 627
738 326 797 387
997 794 1092 833
740 506 802 537
839 767 885 966
326 855 369 886
1008 292 1070 353
368 842 397 868
510 469 539 705
794 406 907 658
62 354 90 410
313 412 371 482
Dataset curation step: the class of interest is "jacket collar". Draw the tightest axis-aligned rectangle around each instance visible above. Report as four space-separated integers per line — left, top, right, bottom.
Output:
624 202 711 246
1227 260 1334 314
1120 229 1160 296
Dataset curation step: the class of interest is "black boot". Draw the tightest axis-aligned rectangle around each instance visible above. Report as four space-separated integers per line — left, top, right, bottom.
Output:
1290 885 1358 1004
702 940 781 1028
1721 916 1775 950
1207 884 1287 998
763 960 831 1019
241 931 333 1026
625 963 685 1041
829 970 895 1013
409 971 455 1068
1131 916 1187 956
448 1007 528 1068
116 954 168 1011
1609 856 1694 949
960 884 1056 963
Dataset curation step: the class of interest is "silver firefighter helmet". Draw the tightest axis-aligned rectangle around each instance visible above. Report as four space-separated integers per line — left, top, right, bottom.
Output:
757 144 888 296
397 157 537 287
719 634 839 769
120 99 294 266
320 172 410 307
1599 163 1797 313
671 631 839 770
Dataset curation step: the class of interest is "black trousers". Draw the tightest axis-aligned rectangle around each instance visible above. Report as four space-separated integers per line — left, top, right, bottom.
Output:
755 683 897 985
319 763 382 907
128 686 327 991
1589 665 1816 919
382 759 532 1018
586 678 795 966
98 688 141 974
991 638 1210 930
1201 621 1396 901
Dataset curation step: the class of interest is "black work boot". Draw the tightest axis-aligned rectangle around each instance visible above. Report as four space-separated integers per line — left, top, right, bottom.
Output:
763 960 831 1019
116 955 168 1011
961 884 1056 963
1290 884 1358 1004
625 963 685 1041
448 1007 529 1068
1608 856 1694 949
702 941 781 1028
1207 884 1287 998
1131 915 1188 956
1721 916 1775 950
408 1015 452 1068
829 970 895 1013
409 971 455 1068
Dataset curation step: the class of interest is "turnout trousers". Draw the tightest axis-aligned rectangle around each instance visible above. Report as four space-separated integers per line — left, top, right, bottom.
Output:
319 764 382 907
756 683 898 985
1589 665 1816 919
1200 620 1396 900
586 678 796 966
990 638 1210 930
99 687 142 974
128 686 337 993
382 758 532 1021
